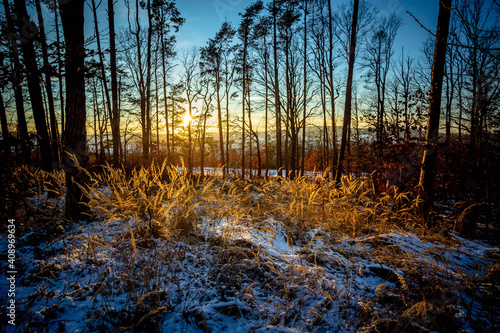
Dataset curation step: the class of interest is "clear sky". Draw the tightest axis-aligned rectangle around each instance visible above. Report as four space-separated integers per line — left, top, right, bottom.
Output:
172 0 440 60
25 0 440 68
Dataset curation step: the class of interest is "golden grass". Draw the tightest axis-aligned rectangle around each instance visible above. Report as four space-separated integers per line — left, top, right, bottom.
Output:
7 161 497 332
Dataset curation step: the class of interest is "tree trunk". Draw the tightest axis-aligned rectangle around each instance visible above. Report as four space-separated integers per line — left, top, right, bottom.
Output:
273 0 282 177
155 58 160 157
418 0 452 221
285 36 292 179
264 42 269 179
145 0 152 161
216 73 225 176
54 0 65 145
242 43 247 179
335 0 358 183
0 55 9 154
171 90 175 159
60 0 89 221
2 0 30 163
108 0 120 166
328 0 337 177
161 33 171 162
301 0 307 177
13 0 54 171
91 0 112 163
35 0 60 165
93 94 98 162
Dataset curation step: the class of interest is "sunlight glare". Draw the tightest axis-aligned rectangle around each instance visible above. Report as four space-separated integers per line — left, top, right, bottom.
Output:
182 113 192 126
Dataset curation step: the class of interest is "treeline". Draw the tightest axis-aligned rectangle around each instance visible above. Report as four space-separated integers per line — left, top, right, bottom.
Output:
0 0 499 220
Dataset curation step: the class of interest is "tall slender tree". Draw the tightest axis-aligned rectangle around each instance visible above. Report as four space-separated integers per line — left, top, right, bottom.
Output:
272 0 282 177
180 48 201 174
336 0 359 183
301 0 307 176
2 0 30 163
0 53 9 151
13 0 54 171
237 0 263 179
108 0 120 166
419 0 452 220
35 0 59 164
60 0 88 220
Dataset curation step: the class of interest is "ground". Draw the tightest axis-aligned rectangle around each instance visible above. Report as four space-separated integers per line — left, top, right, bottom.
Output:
0 167 499 332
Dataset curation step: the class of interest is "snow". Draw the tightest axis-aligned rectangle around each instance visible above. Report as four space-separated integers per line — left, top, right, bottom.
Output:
1 191 499 332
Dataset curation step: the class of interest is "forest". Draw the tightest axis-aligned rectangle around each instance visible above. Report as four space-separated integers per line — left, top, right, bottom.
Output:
0 0 499 332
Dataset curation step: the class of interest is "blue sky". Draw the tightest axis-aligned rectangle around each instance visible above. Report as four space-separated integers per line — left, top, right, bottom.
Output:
25 0 440 66
172 0 440 60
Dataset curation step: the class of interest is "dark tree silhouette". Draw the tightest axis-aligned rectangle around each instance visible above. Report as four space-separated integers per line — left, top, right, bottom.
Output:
2 0 30 163
109 0 120 166
13 0 54 171
336 0 359 183
35 0 60 164
419 0 453 221
60 0 89 220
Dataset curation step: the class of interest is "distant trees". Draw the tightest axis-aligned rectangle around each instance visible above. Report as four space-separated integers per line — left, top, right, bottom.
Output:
200 22 236 176
363 13 402 157
180 48 201 173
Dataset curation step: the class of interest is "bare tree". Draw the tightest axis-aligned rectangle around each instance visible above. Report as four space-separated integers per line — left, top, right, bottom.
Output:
418 0 452 221
60 0 88 220
180 48 201 174
13 0 54 171
108 0 120 166
200 22 235 176
335 0 359 183
2 0 30 163
35 0 59 164
363 13 402 159
394 48 415 143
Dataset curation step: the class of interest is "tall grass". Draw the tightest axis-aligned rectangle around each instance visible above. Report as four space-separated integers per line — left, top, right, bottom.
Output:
8 161 497 332
87 160 215 238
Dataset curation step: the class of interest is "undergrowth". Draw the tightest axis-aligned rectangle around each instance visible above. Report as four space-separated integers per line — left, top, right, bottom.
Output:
1 161 498 332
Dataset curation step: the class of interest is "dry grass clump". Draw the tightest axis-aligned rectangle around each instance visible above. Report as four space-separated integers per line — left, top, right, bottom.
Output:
226 174 426 242
87 160 214 239
0 164 66 240
322 176 424 238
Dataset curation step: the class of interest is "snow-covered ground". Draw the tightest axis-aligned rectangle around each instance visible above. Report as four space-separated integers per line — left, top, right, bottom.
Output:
1 193 499 332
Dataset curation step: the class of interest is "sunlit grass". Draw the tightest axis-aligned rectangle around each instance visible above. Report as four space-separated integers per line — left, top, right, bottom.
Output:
3 162 498 332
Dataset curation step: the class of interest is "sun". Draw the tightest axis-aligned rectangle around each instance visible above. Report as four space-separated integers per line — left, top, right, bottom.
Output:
182 113 192 126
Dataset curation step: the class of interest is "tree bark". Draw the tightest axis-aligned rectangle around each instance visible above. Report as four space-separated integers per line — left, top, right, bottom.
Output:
2 0 30 163
54 0 65 144
273 0 282 177
335 0 359 183
242 40 247 179
301 0 307 177
328 0 337 177
145 0 152 162
0 54 9 149
35 0 60 165
13 0 54 171
60 0 89 221
108 0 120 166
418 0 452 221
